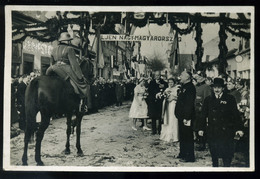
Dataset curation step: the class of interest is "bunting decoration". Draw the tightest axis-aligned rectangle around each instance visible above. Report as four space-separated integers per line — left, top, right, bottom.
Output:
13 11 251 44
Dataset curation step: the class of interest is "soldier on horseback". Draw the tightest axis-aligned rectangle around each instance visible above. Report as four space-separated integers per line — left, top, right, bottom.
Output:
46 32 88 112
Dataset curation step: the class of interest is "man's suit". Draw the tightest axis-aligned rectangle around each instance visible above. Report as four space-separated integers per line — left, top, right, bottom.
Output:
147 79 168 134
198 92 242 166
175 81 196 161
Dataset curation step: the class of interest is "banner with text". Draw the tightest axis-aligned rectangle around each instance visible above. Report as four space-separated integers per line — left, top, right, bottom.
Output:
101 34 175 42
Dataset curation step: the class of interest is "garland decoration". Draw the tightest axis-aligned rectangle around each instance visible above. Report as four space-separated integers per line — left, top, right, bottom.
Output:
169 19 195 35
195 19 204 71
12 16 94 43
150 12 165 26
218 14 228 75
128 12 150 28
225 25 250 39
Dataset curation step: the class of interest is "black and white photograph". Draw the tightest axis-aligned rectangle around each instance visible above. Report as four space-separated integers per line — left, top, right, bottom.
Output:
3 6 254 172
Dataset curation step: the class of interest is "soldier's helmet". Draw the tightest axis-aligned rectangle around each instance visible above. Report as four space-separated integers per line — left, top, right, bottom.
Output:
58 32 73 42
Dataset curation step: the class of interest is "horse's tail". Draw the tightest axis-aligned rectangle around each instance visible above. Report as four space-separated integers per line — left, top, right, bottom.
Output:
24 78 39 141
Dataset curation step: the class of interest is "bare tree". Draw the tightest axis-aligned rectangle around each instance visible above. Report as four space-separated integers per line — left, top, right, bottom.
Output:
146 52 166 72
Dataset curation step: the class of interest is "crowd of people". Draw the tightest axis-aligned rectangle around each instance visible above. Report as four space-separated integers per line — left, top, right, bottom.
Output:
10 69 250 167
11 73 137 128
128 70 250 167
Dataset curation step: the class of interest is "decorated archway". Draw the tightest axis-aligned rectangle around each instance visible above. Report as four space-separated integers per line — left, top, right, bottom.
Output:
12 11 251 74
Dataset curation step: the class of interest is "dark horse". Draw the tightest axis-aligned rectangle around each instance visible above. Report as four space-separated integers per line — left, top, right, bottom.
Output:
22 58 93 166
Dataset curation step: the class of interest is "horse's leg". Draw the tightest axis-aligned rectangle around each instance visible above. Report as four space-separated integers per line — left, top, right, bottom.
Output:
76 112 84 156
65 114 72 154
22 122 34 165
35 115 50 166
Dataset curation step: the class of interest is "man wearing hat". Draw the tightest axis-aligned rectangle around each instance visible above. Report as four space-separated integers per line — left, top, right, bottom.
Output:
46 32 88 111
198 78 244 167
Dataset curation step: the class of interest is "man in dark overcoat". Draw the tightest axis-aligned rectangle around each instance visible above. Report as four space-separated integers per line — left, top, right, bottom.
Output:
198 78 244 167
115 80 124 106
147 71 168 135
175 71 196 162
16 76 28 130
90 80 100 113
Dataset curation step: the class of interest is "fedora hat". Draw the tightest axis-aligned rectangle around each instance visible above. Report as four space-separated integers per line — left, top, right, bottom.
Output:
213 78 225 87
58 32 73 42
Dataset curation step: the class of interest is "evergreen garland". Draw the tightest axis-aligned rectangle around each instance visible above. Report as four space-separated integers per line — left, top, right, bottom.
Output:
225 25 250 39
218 14 228 75
170 20 195 35
128 12 150 28
12 16 95 43
195 21 204 71
12 12 251 45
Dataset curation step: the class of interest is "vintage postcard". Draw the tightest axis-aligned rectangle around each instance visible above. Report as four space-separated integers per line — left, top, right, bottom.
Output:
3 6 254 172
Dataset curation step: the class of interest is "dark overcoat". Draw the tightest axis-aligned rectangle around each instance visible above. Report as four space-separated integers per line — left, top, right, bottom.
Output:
16 81 27 106
198 92 242 158
175 82 196 124
146 79 168 118
115 82 124 103
90 83 99 110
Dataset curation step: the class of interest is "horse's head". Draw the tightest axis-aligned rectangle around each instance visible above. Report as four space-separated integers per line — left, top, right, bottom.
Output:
80 57 94 84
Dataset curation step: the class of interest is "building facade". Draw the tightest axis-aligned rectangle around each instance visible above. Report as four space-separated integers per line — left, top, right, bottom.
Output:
12 11 56 77
202 32 250 79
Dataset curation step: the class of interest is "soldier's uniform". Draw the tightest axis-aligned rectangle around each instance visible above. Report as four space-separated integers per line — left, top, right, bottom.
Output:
46 33 88 98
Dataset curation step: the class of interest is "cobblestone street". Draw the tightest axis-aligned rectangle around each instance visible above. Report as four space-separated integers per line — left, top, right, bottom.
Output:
10 101 249 170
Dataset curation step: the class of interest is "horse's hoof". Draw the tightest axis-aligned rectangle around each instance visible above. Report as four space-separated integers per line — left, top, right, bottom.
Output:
77 150 84 157
22 162 28 166
77 152 84 157
37 161 44 166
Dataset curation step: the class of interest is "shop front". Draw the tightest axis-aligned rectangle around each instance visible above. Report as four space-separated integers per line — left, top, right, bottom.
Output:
21 37 57 76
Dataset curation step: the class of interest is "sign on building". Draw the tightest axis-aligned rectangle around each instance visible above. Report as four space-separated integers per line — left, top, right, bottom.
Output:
101 34 175 42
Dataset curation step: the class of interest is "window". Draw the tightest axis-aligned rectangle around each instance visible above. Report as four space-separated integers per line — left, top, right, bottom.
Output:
23 53 34 75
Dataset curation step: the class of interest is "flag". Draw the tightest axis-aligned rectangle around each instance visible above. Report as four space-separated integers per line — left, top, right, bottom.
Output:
168 29 179 70
130 24 137 47
93 28 104 68
166 13 169 27
111 55 114 68
121 12 126 24
191 54 195 73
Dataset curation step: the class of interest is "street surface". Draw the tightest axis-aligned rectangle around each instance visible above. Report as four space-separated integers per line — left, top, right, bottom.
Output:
10 101 248 168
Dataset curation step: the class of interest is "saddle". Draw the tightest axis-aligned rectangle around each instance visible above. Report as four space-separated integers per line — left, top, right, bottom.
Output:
46 67 81 97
